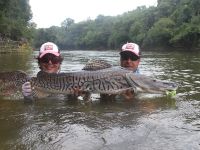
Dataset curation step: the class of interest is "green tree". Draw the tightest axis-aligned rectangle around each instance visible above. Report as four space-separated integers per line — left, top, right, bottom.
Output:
33 0 200 51
144 18 175 47
0 0 32 41
61 18 74 30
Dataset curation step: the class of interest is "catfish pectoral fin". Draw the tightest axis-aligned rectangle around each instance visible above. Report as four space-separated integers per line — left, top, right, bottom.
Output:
32 88 50 99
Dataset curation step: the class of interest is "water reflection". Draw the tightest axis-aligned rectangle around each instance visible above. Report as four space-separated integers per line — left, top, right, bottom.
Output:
0 50 200 150
0 96 177 149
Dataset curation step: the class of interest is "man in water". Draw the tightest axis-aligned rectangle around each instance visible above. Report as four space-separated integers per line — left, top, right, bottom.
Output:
120 42 141 73
119 42 141 99
120 43 141 99
22 42 64 99
101 42 141 100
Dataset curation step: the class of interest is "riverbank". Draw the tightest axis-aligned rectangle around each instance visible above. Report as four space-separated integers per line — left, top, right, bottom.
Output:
0 40 32 53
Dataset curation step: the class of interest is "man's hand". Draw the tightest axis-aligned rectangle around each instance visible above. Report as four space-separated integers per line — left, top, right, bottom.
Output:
22 82 32 97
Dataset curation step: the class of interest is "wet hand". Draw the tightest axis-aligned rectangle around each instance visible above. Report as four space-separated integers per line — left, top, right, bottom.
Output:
22 82 32 97
122 90 134 100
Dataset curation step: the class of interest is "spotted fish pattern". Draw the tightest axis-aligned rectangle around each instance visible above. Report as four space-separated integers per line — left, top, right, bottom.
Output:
0 67 178 99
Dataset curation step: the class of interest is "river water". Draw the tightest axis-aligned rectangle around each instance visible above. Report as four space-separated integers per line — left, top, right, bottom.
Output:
0 50 200 150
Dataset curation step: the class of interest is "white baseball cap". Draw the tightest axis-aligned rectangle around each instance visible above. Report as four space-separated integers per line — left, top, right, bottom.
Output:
39 42 60 58
120 42 140 57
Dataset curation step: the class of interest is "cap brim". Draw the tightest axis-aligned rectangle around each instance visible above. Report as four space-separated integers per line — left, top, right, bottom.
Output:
120 50 139 57
39 51 60 58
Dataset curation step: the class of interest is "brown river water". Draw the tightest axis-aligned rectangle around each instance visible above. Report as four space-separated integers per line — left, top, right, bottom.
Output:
0 50 200 150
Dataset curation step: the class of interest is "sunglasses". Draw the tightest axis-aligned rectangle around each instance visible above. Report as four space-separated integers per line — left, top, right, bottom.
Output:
39 54 62 64
121 53 140 61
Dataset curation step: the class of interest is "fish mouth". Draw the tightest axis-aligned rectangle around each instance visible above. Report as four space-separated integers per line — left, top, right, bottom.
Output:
146 81 178 94
125 73 178 94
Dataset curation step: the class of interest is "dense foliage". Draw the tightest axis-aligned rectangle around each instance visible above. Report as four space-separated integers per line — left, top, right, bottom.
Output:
34 0 200 50
0 0 199 50
0 0 35 41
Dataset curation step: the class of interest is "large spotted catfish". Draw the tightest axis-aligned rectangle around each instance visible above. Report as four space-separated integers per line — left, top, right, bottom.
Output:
0 61 178 100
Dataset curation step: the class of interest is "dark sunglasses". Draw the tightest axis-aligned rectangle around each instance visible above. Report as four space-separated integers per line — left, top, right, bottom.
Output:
121 53 140 61
39 54 62 64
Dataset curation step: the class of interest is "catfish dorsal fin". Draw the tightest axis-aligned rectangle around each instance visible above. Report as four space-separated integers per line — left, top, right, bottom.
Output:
82 59 112 71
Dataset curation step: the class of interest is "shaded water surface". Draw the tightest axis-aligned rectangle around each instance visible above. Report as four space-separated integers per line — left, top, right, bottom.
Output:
0 50 200 150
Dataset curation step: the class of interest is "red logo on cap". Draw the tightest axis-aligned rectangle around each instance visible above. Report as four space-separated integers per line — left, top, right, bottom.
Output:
126 44 134 50
44 45 53 51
